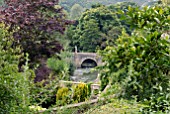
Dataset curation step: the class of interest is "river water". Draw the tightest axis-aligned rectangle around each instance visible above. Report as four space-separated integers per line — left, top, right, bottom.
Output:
70 68 98 83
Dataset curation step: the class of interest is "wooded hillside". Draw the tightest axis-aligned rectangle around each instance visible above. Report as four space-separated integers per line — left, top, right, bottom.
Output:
59 0 153 12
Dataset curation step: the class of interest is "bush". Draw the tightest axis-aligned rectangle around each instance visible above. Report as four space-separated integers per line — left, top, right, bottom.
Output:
99 30 170 111
0 24 34 113
55 83 91 106
99 5 170 112
141 89 170 113
56 87 72 106
47 51 75 80
31 75 59 108
72 83 89 103
32 51 75 108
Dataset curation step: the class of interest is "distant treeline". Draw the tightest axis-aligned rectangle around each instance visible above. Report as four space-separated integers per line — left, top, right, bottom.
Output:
59 0 152 12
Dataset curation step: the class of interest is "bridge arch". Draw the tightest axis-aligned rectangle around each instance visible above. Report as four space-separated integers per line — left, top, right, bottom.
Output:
73 52 102 68
80 57 97 68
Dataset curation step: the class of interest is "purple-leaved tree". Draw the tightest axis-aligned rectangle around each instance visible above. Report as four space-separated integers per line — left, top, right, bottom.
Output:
0 0 73 82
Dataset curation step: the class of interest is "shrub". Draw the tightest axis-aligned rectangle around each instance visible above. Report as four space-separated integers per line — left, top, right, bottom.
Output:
31 75 59 108
56 87 72 106
32 51 75 108
141 88 170 113
99 5 170 112
0 23 34 113
55 83 92 106
72 83 89 103
47 51 75 80
99 30 170 111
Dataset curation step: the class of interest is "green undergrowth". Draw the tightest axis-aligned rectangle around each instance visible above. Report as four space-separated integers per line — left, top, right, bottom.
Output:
39 103 99 114
39 94 145 114
85 98 146 114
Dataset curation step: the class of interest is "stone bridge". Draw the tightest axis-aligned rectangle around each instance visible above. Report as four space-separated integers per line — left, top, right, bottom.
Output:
73 52 102 68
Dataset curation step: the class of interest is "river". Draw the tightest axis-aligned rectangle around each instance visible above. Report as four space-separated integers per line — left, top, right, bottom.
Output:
70 68 98 83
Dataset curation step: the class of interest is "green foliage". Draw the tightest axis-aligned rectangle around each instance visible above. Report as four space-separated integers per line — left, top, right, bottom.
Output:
108 2 138 12
70 4 84 20
70 4 122 52
56 87 72 106
99 5 170 112
100 74 109 91
99 30 170 108
0 24 34 113
58 51 76 76
55 83 91 106
31 51 75 108
31 75 59 108
126 5 170 32
72 83 89 103
87 83 92 96
86 98 144 114
67 2 138 52
60 0 148 12
47 51 75 78
56 87 69 100
108 2 138 34
141 87 170 113
55 103 93 114
47 58 68 74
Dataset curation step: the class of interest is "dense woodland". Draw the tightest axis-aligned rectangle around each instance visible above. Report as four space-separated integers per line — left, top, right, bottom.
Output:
59 0 148 11
0 0 170 113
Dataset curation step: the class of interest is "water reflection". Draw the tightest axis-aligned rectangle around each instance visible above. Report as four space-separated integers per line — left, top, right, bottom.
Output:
70 68 98 83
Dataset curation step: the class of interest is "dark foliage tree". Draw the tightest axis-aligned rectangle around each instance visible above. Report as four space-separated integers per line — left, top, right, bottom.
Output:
0 0 72 82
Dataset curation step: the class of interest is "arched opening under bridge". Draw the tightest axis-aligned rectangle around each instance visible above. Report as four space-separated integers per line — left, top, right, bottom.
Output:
81 59 97 68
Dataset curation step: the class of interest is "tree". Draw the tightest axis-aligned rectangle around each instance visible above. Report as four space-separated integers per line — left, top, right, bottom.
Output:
108 2 138 34
0 0 72 81
70 3 84 20
70 4 121 52
79 19 101 52
67 3 139 52
59 0 147 11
